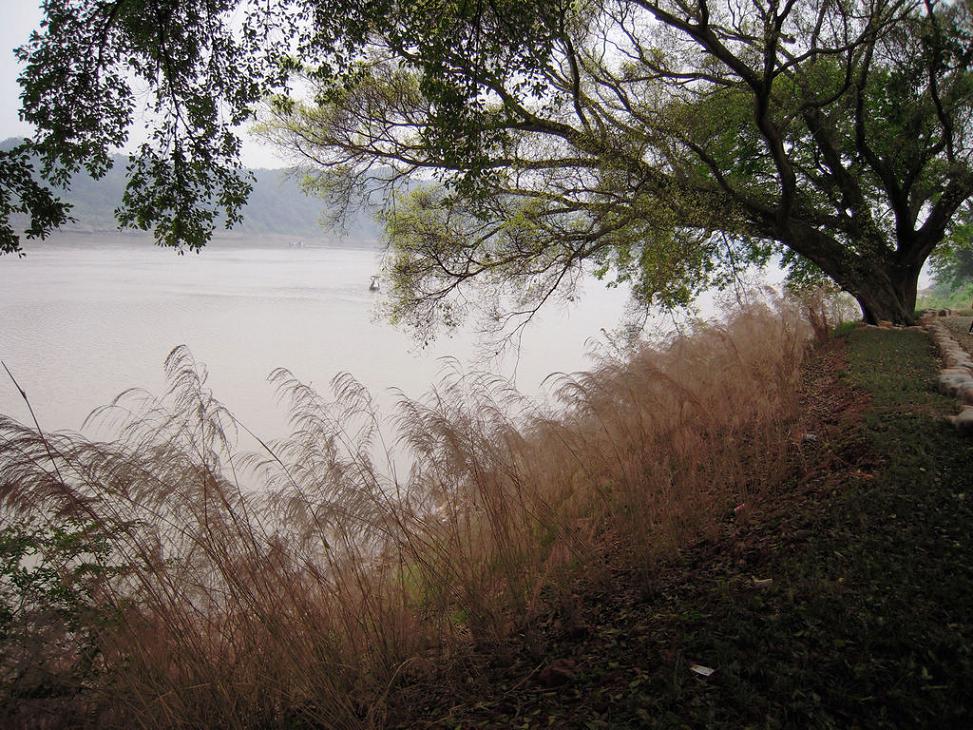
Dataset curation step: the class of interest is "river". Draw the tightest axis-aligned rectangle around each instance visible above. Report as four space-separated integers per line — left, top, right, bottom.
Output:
1 234 638 443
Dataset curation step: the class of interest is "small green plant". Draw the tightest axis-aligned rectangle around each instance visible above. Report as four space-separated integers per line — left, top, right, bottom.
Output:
0 518 120 708
833 320 859 337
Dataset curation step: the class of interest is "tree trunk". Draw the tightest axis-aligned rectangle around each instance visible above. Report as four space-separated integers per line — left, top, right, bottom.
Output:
846 263 922 326
783 225 925 327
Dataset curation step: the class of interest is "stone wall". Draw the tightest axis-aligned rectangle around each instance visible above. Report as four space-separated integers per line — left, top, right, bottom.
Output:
924 314 973 433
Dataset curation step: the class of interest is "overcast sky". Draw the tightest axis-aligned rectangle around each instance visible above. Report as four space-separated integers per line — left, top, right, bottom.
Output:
1 0 286 168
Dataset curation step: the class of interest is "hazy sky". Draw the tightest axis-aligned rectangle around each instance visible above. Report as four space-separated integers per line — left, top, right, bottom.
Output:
1 1 41 142
1 0 286 168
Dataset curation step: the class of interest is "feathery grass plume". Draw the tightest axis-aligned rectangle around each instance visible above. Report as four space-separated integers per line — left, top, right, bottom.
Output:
0 296 811 727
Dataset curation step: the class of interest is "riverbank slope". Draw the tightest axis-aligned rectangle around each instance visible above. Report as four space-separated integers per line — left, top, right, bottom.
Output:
390 326 973 728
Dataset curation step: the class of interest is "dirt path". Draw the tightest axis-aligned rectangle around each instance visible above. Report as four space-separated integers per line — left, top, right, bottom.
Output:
943 316 973 356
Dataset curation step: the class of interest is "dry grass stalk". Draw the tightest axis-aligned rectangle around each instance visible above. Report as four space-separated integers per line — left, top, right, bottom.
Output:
0 297 811 728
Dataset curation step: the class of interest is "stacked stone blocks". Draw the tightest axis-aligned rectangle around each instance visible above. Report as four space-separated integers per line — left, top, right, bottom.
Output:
924 314 973 433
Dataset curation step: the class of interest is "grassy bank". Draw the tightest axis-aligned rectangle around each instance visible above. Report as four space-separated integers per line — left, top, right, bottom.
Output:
395 326 973 727
5 313 971 728
0 301 810 728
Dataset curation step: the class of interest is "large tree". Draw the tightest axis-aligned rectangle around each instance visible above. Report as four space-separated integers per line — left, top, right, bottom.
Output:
6 1 973 327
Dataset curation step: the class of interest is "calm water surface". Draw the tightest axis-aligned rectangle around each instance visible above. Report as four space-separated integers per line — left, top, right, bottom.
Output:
1 237 634 441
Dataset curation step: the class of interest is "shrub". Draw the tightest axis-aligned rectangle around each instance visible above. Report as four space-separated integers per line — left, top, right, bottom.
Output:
0 516 120 725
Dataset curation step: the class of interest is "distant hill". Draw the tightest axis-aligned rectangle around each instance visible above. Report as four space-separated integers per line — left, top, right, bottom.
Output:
1 138 382 245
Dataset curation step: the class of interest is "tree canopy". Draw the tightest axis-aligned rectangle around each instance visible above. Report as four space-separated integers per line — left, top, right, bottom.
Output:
5 0 973 327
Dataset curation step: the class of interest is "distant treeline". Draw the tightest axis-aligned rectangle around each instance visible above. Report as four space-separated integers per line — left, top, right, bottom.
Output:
1 138 381 243
919 280 973 312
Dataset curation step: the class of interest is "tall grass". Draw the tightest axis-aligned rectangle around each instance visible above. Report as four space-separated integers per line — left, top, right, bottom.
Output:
0 298 811 728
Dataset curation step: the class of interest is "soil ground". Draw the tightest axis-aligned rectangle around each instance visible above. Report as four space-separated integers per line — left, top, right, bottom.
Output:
387 327 973 728
943 315 973 357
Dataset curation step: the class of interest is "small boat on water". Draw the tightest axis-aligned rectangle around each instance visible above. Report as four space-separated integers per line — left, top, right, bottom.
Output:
369 275 380 291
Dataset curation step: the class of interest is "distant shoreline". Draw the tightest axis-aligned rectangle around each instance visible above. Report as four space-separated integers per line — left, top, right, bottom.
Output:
15 229 385 252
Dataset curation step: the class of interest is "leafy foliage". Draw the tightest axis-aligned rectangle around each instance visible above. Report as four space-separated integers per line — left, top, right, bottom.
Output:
262 0 973 327
6 0 973 326
0 518 120 707
0 142 70 253
929 202 973 289
13 0 272 251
